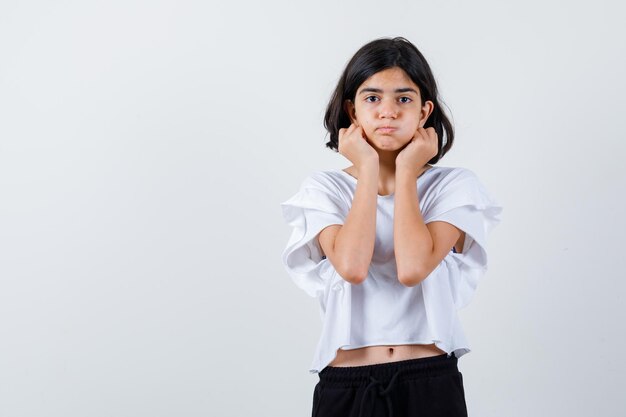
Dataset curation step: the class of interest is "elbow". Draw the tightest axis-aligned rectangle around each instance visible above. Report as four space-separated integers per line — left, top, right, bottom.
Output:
337 264 369 285
398 267 427 287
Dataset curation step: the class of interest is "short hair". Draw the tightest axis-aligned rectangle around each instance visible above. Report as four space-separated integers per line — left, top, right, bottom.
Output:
323 37 454 163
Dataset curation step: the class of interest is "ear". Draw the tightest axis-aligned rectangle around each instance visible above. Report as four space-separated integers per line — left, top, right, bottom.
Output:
419 100 435 128
344 99 358 125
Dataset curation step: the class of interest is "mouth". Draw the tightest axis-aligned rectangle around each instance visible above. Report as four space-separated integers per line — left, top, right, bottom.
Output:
376 126 397 134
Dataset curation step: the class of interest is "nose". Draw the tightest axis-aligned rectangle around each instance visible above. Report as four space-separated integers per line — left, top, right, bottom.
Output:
378 100 398 119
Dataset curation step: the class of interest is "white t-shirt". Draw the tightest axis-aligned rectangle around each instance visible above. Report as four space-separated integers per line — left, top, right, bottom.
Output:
280 165 503 374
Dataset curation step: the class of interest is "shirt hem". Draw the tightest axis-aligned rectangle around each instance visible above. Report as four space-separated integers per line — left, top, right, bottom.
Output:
308 340 471 374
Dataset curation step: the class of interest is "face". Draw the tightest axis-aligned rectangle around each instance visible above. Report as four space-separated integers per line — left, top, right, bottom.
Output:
344 67 434 152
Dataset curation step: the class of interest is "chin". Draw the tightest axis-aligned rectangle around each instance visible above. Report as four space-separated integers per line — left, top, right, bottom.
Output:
369 134 409 150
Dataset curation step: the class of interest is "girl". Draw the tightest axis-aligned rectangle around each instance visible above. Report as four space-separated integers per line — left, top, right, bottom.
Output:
280 37 503 417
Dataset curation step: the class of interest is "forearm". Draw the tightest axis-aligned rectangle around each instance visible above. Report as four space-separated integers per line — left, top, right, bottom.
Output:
393 166 433 286
334 164 379 283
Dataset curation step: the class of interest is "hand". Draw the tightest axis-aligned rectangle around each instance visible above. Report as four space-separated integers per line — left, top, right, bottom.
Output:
395 127 439 171
338 123 379 169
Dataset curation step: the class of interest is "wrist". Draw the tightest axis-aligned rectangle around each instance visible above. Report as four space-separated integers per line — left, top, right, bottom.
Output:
395 164 420 179
357 162 379 179
357 157 379 172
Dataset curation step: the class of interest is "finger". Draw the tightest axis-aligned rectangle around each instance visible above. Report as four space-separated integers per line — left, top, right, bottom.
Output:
419 127 436 143
426 128 439 155
426 127 437 141
413 127 425 141
340 124 358 144
345 124 356 139
348 124 361 139
357 126 368 140
338 127 347 142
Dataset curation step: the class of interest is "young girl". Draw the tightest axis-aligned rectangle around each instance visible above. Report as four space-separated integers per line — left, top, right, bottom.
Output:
280 37 503 417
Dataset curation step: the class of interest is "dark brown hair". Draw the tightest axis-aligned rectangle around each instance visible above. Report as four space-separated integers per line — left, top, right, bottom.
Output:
323 37 454 163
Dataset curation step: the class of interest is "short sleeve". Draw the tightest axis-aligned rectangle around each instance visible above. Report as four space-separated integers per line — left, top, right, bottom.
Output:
423 169 503 309
280 173 349 298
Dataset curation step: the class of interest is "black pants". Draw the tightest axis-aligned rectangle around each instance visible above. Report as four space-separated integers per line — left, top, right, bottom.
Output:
312 353 468 417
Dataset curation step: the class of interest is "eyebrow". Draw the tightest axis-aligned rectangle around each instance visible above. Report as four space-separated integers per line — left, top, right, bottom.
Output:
358 87 419 95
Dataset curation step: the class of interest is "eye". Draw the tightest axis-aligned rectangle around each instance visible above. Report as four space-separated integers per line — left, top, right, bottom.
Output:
365 96 379 103
399 96 412 104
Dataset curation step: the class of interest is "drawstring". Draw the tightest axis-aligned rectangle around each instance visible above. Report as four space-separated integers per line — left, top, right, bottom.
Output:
357 369 402 417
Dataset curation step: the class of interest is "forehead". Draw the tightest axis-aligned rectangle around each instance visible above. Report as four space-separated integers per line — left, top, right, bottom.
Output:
358 67 419 92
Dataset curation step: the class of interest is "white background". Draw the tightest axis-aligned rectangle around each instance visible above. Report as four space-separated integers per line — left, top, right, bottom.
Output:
1 1 625 416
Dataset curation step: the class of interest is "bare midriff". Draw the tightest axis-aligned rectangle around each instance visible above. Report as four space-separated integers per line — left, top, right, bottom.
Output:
328 343 447 367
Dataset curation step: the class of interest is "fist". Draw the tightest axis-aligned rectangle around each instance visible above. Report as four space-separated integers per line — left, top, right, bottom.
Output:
338 123 378 166
396 126 439 169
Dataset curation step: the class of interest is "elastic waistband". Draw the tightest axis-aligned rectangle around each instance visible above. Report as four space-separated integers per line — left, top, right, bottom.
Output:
318 353 458 387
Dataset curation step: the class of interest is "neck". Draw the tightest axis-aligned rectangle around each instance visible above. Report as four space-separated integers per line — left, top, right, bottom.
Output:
376 149 401 181
373 150 430 195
